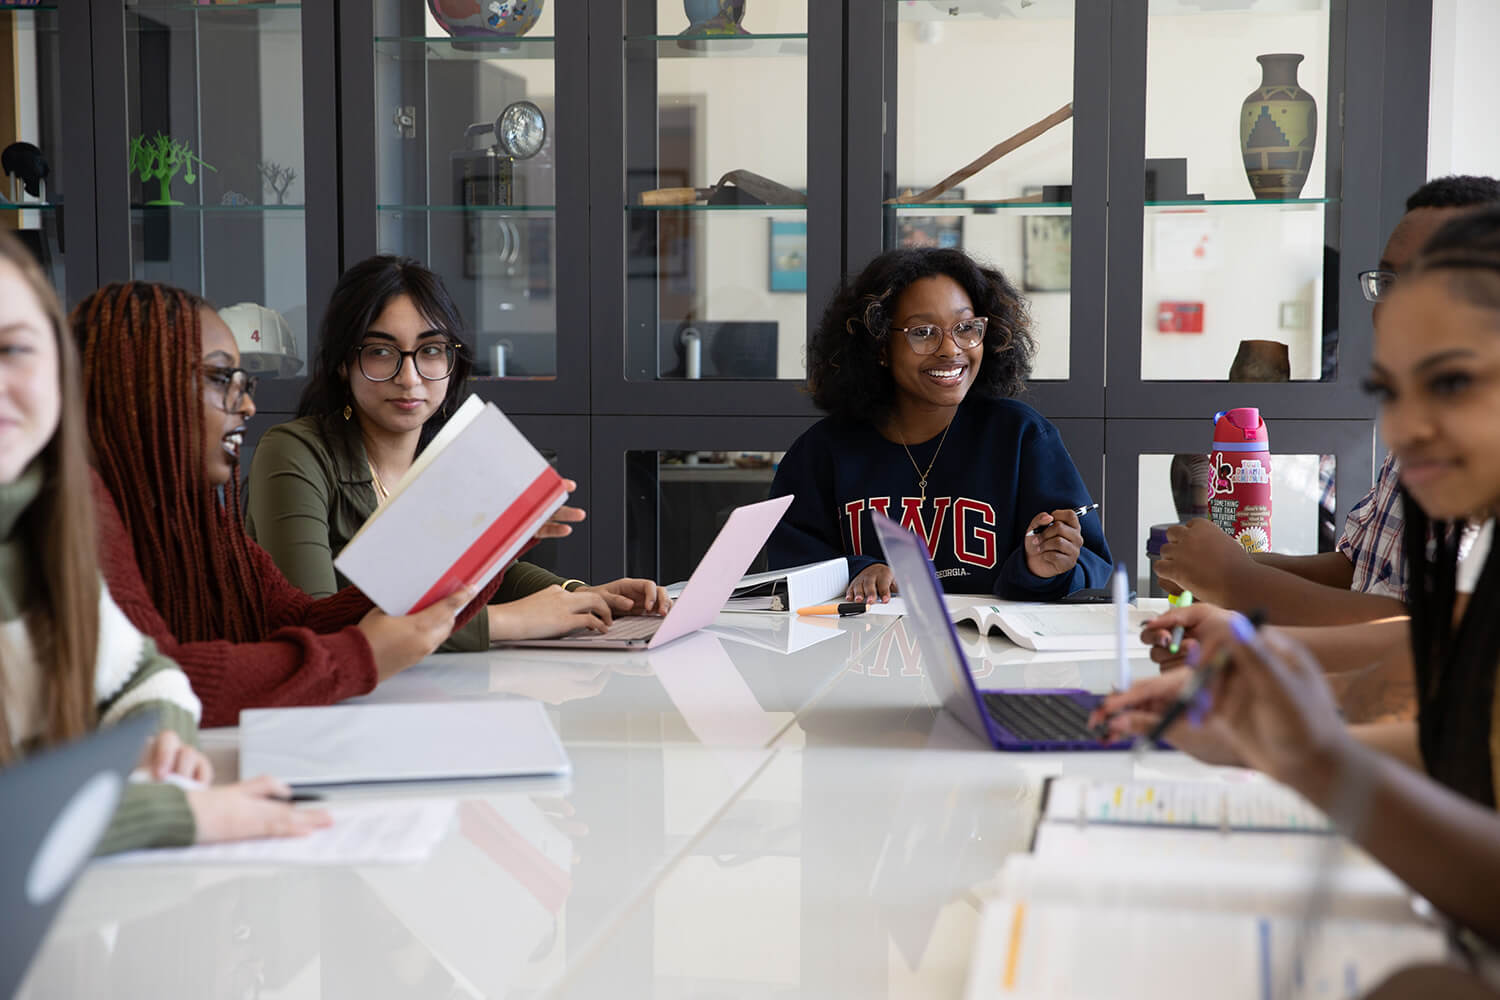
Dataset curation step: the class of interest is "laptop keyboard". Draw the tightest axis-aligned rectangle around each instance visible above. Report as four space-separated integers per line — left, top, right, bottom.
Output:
980 692 1096 742
597 616 662 640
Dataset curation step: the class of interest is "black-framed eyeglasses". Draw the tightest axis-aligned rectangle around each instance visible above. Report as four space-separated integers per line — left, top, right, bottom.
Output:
1358 269 1396 303
202 365 257 412
352 341 458 382
889 316 988 356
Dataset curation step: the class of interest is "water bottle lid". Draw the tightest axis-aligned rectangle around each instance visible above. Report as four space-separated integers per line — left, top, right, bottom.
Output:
1146 523 1174 556
1213 406 1267 445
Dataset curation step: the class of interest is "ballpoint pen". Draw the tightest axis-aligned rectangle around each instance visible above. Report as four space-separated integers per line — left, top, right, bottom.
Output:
1031 502 1101 534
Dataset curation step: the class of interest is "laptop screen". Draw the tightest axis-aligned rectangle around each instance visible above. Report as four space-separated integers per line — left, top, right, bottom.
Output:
872 516 996 745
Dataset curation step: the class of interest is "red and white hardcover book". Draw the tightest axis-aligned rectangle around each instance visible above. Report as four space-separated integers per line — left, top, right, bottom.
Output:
335 395 568 615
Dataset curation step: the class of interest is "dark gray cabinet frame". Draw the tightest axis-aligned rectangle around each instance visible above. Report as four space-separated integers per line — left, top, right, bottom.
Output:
71 0 1433 585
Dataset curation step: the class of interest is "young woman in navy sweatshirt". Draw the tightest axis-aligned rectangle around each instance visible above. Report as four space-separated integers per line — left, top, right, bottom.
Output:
768 247 1111 602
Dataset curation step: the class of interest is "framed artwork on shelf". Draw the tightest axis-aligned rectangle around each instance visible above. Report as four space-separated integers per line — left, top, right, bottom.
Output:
894 185 965 250
768 219 807 293
627 167 694 283
1022 215 1071 292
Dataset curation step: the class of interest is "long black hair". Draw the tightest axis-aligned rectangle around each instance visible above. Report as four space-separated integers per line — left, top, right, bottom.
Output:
298 254 473 454
807 247 1036 426
1397 205 1500 807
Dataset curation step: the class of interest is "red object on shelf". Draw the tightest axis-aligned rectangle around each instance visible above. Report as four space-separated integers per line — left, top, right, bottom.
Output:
1157 300 1205 333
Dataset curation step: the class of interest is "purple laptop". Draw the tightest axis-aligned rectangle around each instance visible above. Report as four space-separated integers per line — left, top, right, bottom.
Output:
872 516 1128 752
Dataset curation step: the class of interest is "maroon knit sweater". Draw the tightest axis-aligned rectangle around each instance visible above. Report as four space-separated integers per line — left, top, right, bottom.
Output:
93 474 502 727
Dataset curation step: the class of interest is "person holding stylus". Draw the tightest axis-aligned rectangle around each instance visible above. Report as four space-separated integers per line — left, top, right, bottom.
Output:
1094 208 1500 966
767 247 1111 604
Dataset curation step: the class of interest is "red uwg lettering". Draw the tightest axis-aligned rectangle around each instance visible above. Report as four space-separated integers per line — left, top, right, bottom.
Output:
843 496 1000 568
899 497 951 558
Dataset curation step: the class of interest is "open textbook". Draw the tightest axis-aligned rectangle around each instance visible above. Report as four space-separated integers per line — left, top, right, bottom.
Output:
334 396 567 615
953 602 1155 651
964 776 1444 999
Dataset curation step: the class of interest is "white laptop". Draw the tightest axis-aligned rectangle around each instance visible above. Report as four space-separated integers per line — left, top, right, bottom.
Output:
494 494 795 650
239 700 571 786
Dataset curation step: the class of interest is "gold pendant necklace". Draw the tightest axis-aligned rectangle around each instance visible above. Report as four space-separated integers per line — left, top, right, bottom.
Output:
368 460 391 503
898 420 953 507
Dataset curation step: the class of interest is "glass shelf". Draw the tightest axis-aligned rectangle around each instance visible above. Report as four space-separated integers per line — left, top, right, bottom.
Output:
0 202 59 210
373 35 556 61
626 34 809 59
378 204 557 213
130 203 306 212
889 200 1074 214
0 3 57 10
1145 197 1338 208
125 2 302 9
626 203 807 213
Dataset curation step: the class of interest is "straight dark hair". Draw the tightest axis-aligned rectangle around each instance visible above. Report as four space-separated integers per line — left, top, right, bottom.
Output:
297 255 472 457
1397 205 1500 807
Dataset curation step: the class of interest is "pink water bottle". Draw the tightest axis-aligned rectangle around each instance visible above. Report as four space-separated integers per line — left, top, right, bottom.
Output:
1208 407 1272 552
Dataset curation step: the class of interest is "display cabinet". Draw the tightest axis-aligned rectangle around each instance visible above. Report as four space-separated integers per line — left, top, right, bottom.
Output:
43 0 1431 589
338 0 588 578
2 2 93 302
86 0 337 410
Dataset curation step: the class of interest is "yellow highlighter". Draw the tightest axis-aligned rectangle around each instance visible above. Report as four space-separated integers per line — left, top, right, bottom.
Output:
1167 590 1194 653
796 602 868 617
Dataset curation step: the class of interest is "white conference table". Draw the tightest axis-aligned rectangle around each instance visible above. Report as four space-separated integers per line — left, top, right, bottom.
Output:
20 601 1226 999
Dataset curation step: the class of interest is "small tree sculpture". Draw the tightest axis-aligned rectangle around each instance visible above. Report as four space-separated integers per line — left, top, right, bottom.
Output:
257 161 297 205
129 133 216 206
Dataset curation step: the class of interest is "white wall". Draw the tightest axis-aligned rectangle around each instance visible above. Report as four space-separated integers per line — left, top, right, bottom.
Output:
1428 0 1500 180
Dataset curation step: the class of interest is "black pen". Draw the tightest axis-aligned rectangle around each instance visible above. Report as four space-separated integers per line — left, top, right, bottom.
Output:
1032 503 1100 534
275 792 325 804
1142 610 1267 745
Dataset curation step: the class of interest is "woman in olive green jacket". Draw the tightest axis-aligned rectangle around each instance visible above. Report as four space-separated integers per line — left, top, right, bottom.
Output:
246 255 669 651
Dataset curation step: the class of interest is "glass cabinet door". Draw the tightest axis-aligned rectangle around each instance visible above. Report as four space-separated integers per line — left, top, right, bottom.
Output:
1139 0 1337 383
882 1 1078 381
121 1 309 380
622 0 810 383
373 1 558 381
2 3 68 299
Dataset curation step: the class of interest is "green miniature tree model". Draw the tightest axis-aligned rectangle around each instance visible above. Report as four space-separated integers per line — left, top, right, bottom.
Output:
129 133 217 206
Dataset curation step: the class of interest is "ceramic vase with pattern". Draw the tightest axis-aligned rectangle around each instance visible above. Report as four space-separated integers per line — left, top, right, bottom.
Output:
1239 53 1318 199
683 0 748 35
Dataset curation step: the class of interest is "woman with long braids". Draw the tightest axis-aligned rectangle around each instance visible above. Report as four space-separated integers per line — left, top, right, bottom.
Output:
767 247 1111 603
246 254 670 649
73 281 505 727
0 232 328 849
1096 207 1500 960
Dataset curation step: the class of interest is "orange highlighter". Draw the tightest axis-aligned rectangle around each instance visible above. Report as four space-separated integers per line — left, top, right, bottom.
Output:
796 602 868 617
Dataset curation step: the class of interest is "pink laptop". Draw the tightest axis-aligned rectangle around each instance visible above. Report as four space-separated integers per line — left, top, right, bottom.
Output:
492 495 795 650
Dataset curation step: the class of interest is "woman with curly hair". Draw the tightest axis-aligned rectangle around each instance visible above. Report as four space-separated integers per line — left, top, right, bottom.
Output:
768 247 1111 602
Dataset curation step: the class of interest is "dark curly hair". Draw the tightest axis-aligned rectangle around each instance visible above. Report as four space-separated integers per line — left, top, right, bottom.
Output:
1406 174 1500 212
807 247 1036 425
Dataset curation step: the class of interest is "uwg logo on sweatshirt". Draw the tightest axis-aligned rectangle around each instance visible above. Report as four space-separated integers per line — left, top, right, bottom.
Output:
842 497 999 569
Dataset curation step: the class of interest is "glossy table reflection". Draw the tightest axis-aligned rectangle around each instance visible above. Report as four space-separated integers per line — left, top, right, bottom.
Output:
20 609 1223 999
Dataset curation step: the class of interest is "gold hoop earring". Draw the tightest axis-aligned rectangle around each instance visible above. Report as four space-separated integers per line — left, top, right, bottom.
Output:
342 404 352 421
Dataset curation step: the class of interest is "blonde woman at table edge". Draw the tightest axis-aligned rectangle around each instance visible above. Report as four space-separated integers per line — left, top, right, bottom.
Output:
246 254 671 650
1093 209 1500 975
0 231 330 851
